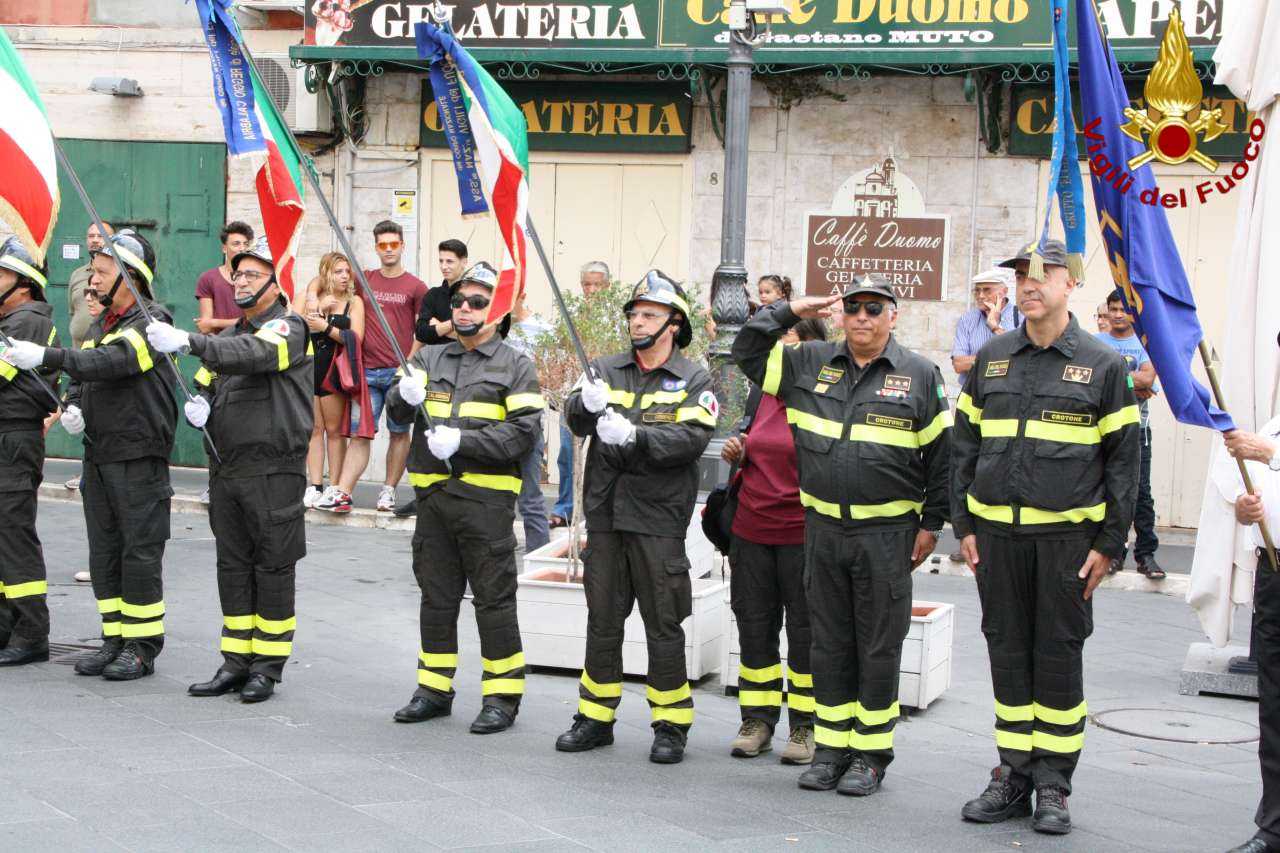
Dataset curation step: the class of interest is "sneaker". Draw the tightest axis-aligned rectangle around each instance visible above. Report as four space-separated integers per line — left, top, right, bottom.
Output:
74 571 91 583
948 550 964 563
315 488 352 514
302 485 325 509
64 476 81 490
1032 785 1071 834
961 765 1032 823
780 725 815 765
730 718 773 758
376 485 396 512
199 487 210 505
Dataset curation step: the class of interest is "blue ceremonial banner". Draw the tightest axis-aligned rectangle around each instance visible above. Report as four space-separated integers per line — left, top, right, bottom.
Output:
418 27 488 218
1074 0 1233 431
1046 0 1087 276
194 0 266 157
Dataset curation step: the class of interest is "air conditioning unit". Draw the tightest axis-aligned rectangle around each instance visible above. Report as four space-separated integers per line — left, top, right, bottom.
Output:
251 54 331 134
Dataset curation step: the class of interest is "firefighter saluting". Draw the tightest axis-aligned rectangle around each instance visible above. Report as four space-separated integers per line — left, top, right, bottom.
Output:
733 274 951 796
554 271 717 765
386 261 543 734
0 238 61 666
6 230 176 680
145 238 313 703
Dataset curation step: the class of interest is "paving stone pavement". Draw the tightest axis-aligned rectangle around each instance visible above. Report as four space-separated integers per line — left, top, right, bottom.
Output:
1 499 1263 852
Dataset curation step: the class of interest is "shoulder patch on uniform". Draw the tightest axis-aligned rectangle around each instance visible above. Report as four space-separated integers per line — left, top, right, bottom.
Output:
985 359 1009 378
866 413 913 431
698 390 720 418
1041 410 1094 426
817 365 845 385
264 318 291 337
661 377 687 392
1062 364 1094 384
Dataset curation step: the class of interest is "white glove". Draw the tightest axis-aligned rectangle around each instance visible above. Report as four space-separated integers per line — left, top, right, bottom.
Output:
146 321 191 354
398 371 427 407
184 396 211 429
3 339 45 370
595 407 637 446
427 425 461 461
579 375 609 413
61 404 85 435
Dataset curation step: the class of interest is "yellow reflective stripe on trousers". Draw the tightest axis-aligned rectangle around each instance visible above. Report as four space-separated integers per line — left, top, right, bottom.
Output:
646 683 692 705
504 393 545 412
994 700 1034 722
255 615 296 634
221 637 252 654
481 678 525 695
916 409 953 445
1024 420 1100 444
1033 701 1088 726
122 620 164 638
102 623 122 637
651 706 694 725
458 401 506 421
0 361 15 381
738 662 783 683
253 328 290 371
967 494 1014 523
581 671 623 698
97 596 122 615
995 729 1033 751
815 701 854 722
787 407 843 439
1 580 47 598
481 652 525 674
853 701 900 726
1022 503 1106 524
675 406 716 427
800 490 841 519
739 690 783 707
849 499 923 520
418 669 452 691
814 725 849 748
579 698 615 722
788 694 816 712
251 639 292 656
640 390 687 408
849 730 895 751
120 601 165 619
420 651 459 668
848 424 918 449
979 419 1019 438
786 668 813 688
762 341 785 395
100 327 154 372
224 614 254 631
1032 729 1085 753
1099 404 1140 435
956 392 982 424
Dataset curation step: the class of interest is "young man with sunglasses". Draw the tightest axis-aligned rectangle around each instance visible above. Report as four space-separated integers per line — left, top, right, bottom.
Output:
385 262 543 734
316 220 427 514
733 273 951 798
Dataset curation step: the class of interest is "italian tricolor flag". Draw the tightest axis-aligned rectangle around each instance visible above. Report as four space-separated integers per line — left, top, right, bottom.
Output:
246 58 305 303
0 27 58 264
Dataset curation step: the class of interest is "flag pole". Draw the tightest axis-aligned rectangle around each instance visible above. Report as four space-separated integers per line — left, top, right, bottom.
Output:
525 220 593 377
1198 340 1278 570
52 140 220 463
0 328 67 414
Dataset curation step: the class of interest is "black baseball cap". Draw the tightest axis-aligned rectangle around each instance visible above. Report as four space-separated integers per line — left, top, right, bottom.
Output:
841 274 896 304
999 238 1069 270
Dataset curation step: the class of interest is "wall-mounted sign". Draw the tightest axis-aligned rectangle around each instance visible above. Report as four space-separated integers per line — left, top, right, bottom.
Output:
803 156 950 303
304 1 1226 56
1009 83 1257 162
420 81 692 154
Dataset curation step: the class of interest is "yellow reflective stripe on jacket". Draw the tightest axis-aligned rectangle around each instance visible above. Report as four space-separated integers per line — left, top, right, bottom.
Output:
194 366 214 387
916 409 952 445
425 401 451 419
967 494 1014 523
787 407 843 439
120 601 165 619
1099 404 1140 435
799 490 841 519
849 500 923 520
761 341 785 395
1021 503 1106 524
606 388 635 407
738 662 783 683
979 418 1019 438
646 682 692 705
47 326 57 345
81 339 96 349
458 401 506 421
640 390 687 408
675 406 715 427
0 360 15 381
504 392 545 411
409 472 449 488
224 614 254 631
481 652 525 674
255 615 296 634
956 392 982 424
849 423 918 449
581 672 623 698
0 580 47 598
994 700 1034 722
101 327 153 373
253 328 290 371
420 651 459 668
1033 701 1088 726
407 471 520 493
1024 420 1100 444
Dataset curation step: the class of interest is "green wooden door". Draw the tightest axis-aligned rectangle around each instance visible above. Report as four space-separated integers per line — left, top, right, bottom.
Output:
44 139 227 467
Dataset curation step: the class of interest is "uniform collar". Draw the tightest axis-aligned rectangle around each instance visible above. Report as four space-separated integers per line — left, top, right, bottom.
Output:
4 300 52 321
444 331 505 359
833 334 902 370
624 348 696 379
242 299 287 331
1013 313 1080 358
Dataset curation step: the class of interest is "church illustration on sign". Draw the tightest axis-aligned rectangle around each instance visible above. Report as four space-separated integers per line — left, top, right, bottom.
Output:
850 154 900 218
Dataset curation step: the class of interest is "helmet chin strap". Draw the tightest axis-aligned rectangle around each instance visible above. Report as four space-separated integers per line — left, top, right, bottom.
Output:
630 316 674 352
454 321 482 337
96 274 124 309
234 275 277 309
0 284 18 308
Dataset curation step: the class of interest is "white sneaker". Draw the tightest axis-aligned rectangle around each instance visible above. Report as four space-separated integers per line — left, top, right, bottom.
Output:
199 487 210 505
65 476 81 490
74 571 91 583
303 486 324 509
376 485 396 512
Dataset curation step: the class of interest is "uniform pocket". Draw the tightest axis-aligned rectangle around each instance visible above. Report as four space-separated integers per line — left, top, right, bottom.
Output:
261 501 307 568
1053 564 1094 642
1032 442 1098 508
663 554 693 622
793 428 836 456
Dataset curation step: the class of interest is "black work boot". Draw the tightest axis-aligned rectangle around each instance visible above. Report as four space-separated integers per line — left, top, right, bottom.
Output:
189 669 248 697
393 695 451 723
101 643 154 681
240 674 275 703
74 639 124 677
836 754 882 796
1227 837 1277 853
961 765 1032 823
470 704 516 734
649 723 687 764
798 752 853 791
1032 785 1071 834
392 497 417 518
555 715 614 752
0 637 49 666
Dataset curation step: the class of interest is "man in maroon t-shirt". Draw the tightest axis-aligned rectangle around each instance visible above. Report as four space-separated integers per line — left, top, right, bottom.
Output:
317 220 427 513
195 222 254 334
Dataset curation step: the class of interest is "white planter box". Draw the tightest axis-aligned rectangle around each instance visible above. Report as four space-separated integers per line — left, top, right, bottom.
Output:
518 532 727 680
722 595 954 711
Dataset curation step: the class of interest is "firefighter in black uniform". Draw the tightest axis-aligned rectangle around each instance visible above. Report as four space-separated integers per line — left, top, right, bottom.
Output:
951 239 1139 835
0 237 61 666
144 238 313 703
554 271 717 765
385 261 543 734
733 274 951 795
8 230 176 681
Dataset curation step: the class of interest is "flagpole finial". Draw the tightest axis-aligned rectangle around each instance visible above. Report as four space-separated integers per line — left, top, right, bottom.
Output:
431 1 449 24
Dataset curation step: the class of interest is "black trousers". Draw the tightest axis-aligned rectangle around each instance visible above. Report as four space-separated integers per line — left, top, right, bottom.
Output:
729 536 813 730
207 472 305 682
974 529 1093 793
82 457 171 658
412 489 524 712
1122 426 1159 561
1254 555 1280 846
578 531 694 731
0 429 48 643
806 521 913 773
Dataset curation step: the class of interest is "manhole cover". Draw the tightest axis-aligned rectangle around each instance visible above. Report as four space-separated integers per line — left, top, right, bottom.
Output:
1092 708 1258 744
49 642 101 666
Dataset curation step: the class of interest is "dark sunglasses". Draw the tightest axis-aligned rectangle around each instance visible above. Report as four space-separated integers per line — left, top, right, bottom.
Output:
842 299 888 317
451 293 491 310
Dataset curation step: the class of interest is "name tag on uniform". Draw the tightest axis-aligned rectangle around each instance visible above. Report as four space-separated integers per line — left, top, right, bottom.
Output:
427 390 451 403
866 413 912 431
1062 364 1094 384
985 359 1009 378
643 412 677 423
1041 410 1094 426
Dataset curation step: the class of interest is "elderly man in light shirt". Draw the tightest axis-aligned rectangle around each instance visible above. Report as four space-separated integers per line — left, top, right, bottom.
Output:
950 266 1019 387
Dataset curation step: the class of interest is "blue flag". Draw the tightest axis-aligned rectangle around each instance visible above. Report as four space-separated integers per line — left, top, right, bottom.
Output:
194 0 267 157
1073 0 1233 431
1036 0 1088 282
